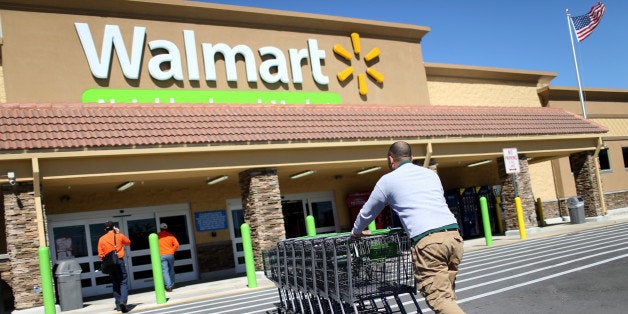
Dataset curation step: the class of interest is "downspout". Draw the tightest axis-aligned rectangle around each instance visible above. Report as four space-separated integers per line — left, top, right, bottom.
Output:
592 137 607 216
32 158 46 245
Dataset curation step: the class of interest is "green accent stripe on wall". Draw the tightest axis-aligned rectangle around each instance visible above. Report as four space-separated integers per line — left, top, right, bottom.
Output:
82 89 342 105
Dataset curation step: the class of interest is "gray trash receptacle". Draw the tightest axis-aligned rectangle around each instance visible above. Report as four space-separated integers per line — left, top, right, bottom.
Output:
567 196 585 224
55 259 83 311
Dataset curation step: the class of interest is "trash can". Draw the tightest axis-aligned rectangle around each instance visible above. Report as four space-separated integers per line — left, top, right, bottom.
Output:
567 196 585 224
55 259 83 311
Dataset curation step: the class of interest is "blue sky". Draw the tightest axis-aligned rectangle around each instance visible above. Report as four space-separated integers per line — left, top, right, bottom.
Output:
195 1 627 89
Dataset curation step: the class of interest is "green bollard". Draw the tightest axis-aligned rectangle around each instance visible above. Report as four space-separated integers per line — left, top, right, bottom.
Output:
38 246 56 314
479 197 493 246
305 215 316 236
148 233 167 304
368 220 377 231
240 223 257 288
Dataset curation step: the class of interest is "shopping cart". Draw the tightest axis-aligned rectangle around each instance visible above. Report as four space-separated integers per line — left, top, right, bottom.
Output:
263 228 421 313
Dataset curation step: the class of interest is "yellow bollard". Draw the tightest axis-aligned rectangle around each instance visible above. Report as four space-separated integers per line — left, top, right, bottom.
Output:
515 197 527 239
495 196 504 234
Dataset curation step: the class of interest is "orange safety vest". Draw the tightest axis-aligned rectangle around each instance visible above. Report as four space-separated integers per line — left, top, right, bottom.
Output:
158 230 180 256
98 230 131 259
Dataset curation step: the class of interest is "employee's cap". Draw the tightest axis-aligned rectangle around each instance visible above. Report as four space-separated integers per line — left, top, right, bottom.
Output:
104 221 115 230
160 222 168 229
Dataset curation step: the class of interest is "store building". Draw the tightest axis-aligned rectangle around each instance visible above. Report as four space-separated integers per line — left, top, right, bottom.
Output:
0 0 624 311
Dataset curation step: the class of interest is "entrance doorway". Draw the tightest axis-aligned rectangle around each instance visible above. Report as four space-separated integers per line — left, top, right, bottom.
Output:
282 191 338 236
227 191 338 273
47 203 198 297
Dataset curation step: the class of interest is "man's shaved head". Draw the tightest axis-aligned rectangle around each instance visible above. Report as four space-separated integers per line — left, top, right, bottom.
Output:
388 141 412 162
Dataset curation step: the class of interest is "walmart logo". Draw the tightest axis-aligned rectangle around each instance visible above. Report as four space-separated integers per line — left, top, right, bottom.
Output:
333 32 384 96
78 24 382 104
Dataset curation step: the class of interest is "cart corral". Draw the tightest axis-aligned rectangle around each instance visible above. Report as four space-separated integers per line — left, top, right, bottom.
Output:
263 229 421 313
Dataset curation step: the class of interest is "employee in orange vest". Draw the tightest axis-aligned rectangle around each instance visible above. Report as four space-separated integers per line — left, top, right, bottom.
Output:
98 221 131 313
158 222 180 292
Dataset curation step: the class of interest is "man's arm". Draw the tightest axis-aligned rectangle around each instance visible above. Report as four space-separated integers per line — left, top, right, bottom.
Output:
351 185 386 236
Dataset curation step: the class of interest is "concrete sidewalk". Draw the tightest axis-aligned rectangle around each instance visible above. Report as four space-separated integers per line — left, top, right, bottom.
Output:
19 207 628 313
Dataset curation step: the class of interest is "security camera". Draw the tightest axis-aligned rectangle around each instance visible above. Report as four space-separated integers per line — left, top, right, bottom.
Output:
7 172 16 186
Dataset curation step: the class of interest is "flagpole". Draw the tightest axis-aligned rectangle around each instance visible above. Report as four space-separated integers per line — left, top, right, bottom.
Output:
566 9 588 119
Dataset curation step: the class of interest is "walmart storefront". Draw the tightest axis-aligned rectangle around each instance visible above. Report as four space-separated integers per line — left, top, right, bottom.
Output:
0 0 612 310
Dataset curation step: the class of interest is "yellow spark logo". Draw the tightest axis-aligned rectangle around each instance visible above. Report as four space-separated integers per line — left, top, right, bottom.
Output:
333 32 384 96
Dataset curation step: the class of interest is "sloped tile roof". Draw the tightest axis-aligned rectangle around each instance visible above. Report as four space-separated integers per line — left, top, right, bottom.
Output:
0 103 608 151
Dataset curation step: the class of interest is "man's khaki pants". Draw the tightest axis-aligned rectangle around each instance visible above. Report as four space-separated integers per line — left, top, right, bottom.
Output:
411 230 465 314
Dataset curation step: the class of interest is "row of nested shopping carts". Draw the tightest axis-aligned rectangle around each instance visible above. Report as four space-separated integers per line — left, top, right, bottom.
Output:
262 228 422 314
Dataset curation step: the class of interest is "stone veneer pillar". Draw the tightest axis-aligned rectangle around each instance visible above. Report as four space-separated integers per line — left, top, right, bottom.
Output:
569 151 604 217
239 168 285 270
2 183 44 310
497 155 537 231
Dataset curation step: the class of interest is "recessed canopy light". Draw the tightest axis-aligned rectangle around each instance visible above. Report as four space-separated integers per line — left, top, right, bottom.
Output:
467 160 492 168
357 166 381 175
207 175 229 185
117 181 135 191
290 170 315 179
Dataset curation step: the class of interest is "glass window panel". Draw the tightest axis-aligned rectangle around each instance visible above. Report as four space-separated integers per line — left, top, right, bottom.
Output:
90 222 116 256
599 148 611 170
131 254 151 266
80 278 92 288
96 276 111 286
311 201 334 228
127 218 156 251
133 269 153 280
232 210 244 238
622 147 628 168
174 249 191 260
160 215 189 245
175 264 194 273
79 262 90 274
53 225 87 259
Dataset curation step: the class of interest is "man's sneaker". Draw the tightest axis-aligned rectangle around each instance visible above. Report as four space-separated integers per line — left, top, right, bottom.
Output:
166 287 173 292
119 303 129 313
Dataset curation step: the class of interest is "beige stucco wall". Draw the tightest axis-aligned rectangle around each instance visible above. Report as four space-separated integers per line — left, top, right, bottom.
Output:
0 8 429 106
529 161 558 201
427 77 543 107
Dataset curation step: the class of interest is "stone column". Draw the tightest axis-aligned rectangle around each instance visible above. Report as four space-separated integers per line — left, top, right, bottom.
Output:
569 151 604 217
497 155 537 231
2 183 43 310
239 168 285 270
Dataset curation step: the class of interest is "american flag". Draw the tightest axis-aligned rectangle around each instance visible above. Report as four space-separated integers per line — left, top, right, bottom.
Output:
570 2 606 42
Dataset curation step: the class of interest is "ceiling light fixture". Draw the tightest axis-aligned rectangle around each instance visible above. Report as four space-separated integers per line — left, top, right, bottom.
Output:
357 166 381 175
117 181 135 192
290 170 315 179
207 175 229 185
467 160 492 168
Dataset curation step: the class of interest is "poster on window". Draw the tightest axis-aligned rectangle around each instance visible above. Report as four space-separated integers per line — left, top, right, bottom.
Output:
55 236 74 260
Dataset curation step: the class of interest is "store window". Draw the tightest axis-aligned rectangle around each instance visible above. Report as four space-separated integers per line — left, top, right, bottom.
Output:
598 148 611 171
623 147 628 169
53 225 88 260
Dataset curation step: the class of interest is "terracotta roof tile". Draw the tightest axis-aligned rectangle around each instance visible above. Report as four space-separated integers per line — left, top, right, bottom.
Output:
0 103 608 151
